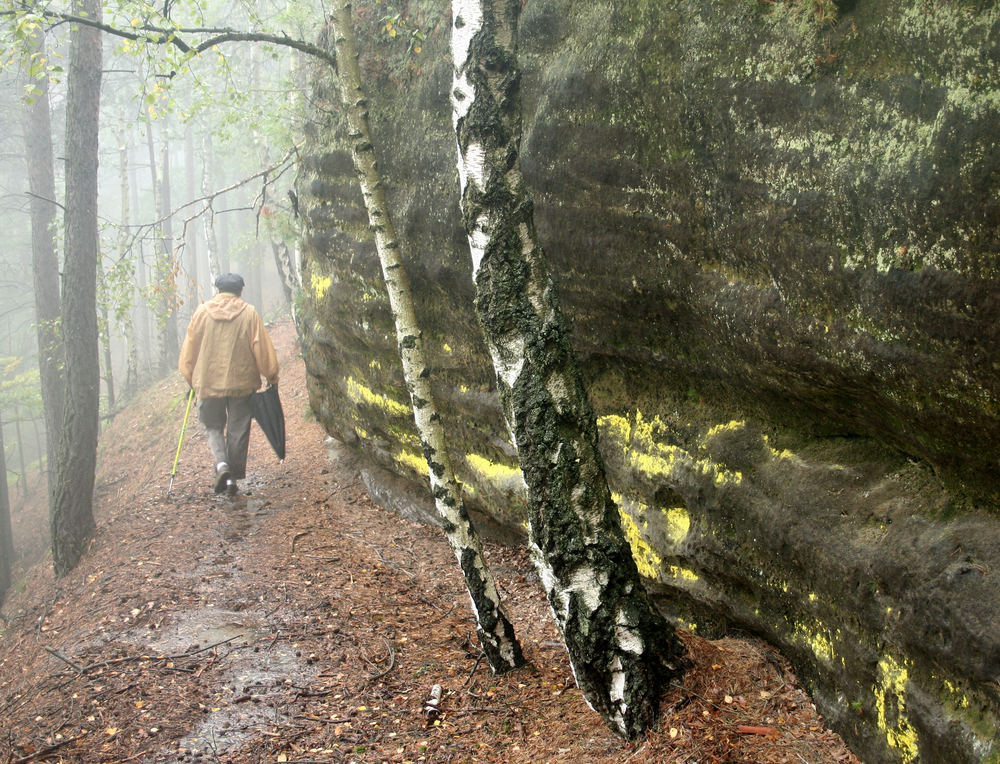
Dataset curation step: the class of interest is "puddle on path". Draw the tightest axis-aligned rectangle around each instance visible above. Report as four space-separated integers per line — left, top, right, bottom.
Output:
137 607 318 761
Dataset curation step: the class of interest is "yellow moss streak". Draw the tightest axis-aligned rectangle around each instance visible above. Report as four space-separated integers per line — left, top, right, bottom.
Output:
598 412 743 487
704 419 746 438
875 654 920 763
311 272 332 300
617 505 662 579
465 454 524 492
396 449 428 476
792 620 837 664
345 377 411 417
615 500 699 583
664 506 691 545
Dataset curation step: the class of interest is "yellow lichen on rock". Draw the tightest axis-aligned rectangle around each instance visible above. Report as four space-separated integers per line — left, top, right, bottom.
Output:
875 654 920 763
345 377 411 417
617 504 662 579
310 272 332 300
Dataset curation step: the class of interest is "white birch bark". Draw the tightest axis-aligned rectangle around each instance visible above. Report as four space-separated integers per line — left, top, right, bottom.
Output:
451 0 687 738
328 0 524 674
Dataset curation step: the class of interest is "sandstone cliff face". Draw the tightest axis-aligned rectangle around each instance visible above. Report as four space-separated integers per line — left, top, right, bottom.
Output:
296 2 1000 761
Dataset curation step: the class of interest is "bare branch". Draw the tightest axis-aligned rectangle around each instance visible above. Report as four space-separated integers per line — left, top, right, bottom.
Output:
8 4 337 70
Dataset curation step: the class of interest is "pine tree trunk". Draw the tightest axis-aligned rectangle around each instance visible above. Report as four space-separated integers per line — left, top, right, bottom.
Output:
21 28 64 504
450 0 686 737
52 0 102 576
328 0 525 674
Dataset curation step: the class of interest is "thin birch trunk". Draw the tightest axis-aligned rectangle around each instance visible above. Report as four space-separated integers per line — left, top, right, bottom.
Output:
202 132 222 285
118 128 139 398
96 251 115 414
328 0 525 674
450 0 686 737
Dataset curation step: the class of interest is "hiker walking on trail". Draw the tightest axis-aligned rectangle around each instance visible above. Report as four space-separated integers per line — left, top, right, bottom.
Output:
178 273 279 495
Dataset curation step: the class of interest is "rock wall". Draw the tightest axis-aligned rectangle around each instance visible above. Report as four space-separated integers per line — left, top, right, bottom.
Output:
296 2 1000 761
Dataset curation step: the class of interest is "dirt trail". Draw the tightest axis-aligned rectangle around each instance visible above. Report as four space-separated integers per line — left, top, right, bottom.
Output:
0 320 859 763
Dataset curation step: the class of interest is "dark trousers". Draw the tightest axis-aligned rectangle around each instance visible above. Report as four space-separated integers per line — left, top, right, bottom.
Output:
198 395 253 479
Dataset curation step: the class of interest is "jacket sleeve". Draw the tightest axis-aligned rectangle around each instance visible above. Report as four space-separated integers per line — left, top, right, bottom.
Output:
251 312 280 386
178 310 203 386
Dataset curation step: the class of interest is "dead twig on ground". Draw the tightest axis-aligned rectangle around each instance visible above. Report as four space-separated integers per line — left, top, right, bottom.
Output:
43 647 84 674
11 731 88 763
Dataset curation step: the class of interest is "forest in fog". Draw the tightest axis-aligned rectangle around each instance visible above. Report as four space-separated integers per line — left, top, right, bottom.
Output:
0 0 313 542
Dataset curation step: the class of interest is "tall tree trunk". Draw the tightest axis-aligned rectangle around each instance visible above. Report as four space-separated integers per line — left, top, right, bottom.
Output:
0 417 12 606
158 134 180 373
328 1 525 674
52 0 102 576
96 252 115 414
21 27 64 504
271 240 298 311
13 408 26 499
184 123 200 316
118 128 139 399
202 132 222 285
130 156 152 378
450 0 686 736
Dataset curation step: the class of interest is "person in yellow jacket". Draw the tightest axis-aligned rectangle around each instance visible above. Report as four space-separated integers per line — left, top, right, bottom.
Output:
178 273 279 495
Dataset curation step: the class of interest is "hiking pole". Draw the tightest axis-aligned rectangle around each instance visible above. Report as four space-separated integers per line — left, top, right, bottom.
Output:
168 388 195 496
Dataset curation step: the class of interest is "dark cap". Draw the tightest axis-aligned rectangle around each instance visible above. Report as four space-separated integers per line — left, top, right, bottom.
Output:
214 273 245 294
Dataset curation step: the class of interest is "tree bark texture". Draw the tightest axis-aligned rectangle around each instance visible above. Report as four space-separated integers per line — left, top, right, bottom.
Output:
450 0 686 737
22 28 64 502
51 0 102 576
329 0 525 675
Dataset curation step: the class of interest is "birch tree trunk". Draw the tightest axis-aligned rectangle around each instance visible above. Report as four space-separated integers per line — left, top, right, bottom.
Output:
328 0 524 674
450 0 687 737
21 28 64 502
52 0 102 575
118 128 139 399
202 132 222 285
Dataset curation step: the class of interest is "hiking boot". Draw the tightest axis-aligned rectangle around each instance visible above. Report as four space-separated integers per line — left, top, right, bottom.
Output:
226 479 238 497
214 462 231 493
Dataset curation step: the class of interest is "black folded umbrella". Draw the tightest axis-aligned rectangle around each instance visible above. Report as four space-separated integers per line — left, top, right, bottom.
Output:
251 384 285 460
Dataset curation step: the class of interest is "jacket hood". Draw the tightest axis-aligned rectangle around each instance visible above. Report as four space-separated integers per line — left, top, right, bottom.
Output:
203 292 248 322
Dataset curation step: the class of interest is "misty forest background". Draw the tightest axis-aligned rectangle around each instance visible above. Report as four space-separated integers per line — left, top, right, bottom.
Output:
0 0 330 588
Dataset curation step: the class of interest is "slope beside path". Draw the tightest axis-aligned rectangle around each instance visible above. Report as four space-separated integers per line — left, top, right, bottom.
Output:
0 318 859 763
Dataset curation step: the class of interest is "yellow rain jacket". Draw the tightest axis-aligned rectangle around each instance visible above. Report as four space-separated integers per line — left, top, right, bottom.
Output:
178 292 280 398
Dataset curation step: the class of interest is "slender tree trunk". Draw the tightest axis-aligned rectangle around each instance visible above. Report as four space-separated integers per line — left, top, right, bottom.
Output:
118 128 139 399
184 123 200 315
13 408 25 499
158 135 180 373
52 0 102 576
450 0 686 736
271 240 298 310
130 155 152 378
21 28 64 504
328 1 525 674
0 417 12 605
202 132 222 285
96 253 116 414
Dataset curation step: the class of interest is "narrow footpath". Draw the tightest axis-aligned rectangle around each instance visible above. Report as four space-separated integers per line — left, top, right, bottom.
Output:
0 320 859 763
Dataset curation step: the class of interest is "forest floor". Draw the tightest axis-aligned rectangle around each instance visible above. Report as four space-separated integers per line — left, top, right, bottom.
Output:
0 319 861 764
